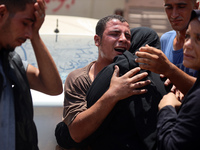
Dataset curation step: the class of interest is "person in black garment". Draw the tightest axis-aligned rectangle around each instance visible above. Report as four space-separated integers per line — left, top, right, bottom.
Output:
55 15 169 150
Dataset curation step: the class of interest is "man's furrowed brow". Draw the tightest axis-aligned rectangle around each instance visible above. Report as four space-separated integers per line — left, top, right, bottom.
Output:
177 2 187 6
110 29 121 32
164 2 187 8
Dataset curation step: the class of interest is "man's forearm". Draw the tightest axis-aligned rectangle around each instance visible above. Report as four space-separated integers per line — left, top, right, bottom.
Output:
166 64 196 95
68 90 118 143
30 34 63 95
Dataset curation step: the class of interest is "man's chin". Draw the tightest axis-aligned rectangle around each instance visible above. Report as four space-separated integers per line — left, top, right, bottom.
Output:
2 46 15 53
171 23 186 31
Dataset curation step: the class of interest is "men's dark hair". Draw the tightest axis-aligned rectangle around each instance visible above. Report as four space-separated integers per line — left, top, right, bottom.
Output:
96 15 128 38
0 0 36 14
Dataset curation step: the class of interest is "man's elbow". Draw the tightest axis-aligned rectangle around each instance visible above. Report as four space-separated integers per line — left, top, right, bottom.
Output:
71 134 83 144
68 126 85 143
48 85 63 95
42 81 63 95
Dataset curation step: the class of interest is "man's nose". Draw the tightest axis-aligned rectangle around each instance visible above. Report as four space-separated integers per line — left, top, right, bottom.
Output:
171 8 179 19
119 33 127 42
25 27 33 39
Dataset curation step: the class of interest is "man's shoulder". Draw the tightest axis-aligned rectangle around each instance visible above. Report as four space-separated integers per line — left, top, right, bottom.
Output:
160 30 176 51
65 61 94 84
161 30 176 40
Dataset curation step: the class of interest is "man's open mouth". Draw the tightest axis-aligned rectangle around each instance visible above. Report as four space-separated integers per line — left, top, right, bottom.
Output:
114 48 126 53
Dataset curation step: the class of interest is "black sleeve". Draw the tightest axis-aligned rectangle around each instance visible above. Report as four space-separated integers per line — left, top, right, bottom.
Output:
157 78 200 150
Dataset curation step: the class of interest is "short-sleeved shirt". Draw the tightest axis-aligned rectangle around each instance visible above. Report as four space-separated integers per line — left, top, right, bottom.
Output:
161 30 197 77
63 62 95 125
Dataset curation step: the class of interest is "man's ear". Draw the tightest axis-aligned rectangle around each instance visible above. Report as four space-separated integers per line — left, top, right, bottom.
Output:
94 35 101 46
0 5 7 20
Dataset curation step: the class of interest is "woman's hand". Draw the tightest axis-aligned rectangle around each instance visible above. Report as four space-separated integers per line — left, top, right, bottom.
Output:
158 92 182 111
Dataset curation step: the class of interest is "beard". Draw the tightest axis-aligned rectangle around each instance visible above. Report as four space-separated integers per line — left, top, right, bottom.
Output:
0 45 15 54
4 45 15 52
1 45 15 52
0 47 15 64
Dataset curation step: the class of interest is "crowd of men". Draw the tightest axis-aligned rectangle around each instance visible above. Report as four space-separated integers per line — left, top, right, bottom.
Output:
0 0 200 150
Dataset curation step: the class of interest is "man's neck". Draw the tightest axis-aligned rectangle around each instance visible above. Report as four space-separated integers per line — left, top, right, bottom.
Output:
89 60 110 82
173 30 186 50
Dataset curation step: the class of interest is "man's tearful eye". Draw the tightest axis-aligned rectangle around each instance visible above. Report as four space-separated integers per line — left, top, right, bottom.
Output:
114 48 126 52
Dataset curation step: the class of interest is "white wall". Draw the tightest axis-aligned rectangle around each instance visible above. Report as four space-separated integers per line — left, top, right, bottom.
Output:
45 0 125 19
45 0 200 19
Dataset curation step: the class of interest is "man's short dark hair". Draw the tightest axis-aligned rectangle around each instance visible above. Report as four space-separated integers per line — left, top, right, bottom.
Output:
0 0 36 14
96 15 128 38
